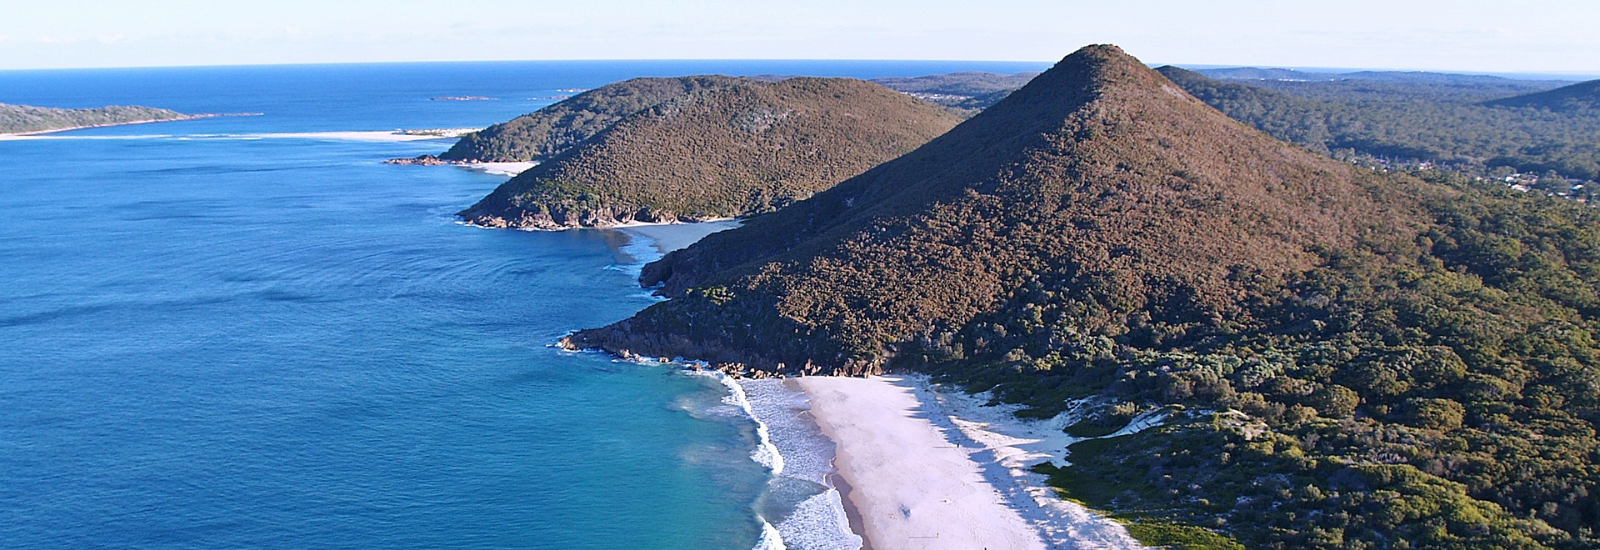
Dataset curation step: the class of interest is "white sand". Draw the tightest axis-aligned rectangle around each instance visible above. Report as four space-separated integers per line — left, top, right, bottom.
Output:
616 219 740 254
909 377 1158 550
458 161 537 177
798 376 1047 550
798 375 1151 550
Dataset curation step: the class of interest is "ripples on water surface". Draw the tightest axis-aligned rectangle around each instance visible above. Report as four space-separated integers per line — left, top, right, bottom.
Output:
0 59 1047 550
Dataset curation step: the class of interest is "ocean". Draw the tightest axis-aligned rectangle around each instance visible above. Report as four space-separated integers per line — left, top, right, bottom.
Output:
0 59 1046 550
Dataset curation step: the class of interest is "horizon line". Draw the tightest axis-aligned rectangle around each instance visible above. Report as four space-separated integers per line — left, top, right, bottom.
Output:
2 58 1595 81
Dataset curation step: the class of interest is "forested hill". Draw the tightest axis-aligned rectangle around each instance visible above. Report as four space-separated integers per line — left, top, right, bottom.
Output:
0 103 194 134
870 71 1039 113
457 77 962 229
1159 66 1600 181
1487 79 1600 112
576 47 1398 374
438 76 750 162
862 66 1599 184
1197 66 1570 88
571 45 1600 549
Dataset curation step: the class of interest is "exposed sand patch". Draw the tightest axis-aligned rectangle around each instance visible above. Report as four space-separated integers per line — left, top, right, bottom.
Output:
797 375 1152 550
797 375 1047 550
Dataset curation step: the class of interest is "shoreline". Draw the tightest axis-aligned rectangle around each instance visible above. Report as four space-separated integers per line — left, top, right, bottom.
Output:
696 374 864 550
459 215 741 234
0 113 250 137
826 450 875 550
796 374 1150 550
614 219 741 256
587 228 1134 549
456 161 537 177
797 375 1047 549
581 218 742 273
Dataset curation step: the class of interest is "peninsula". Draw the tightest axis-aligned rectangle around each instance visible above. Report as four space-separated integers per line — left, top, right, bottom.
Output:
441 76 752 163
569 45 1600 549
0 103 203 135
457 76 962 229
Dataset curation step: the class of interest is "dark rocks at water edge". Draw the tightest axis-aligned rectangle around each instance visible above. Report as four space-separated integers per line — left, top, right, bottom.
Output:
459 205 723 230
556 337 815 380
385 155 454 166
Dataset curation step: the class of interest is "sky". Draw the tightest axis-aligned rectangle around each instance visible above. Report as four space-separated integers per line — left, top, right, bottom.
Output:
2 0 1598 75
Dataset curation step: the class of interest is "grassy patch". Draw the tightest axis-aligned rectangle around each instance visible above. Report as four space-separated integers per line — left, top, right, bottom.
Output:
1124 521 1247 550
1032 436 1247 550
1033 440 1131 506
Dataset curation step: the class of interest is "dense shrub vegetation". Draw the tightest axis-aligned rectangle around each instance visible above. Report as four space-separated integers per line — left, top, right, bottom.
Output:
0 103 190 134
572 46 1600 548
880 67 1600 183
440 76 750 162
458 77 961 228
870 71 1040 114
938 171 1600 549
1161 68 1600 182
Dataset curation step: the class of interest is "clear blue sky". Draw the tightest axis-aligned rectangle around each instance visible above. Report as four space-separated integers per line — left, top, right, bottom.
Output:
3 0 1597 74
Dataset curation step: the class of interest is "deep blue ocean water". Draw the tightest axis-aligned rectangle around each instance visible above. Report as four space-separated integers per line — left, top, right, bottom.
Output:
0 59 1047 550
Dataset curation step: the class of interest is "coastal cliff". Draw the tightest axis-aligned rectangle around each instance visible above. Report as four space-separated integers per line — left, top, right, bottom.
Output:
457 77 962 229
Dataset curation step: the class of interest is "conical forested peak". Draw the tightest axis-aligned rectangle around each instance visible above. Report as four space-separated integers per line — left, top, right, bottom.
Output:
1029 43 1154 90
563 44 1600 550
571 45 1410 377
978 44 1193 118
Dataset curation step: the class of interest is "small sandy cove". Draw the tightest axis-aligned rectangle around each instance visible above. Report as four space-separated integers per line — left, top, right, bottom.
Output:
796 375 1146 550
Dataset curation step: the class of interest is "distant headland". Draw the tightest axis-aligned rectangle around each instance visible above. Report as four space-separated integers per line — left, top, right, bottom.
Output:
0 103 259 135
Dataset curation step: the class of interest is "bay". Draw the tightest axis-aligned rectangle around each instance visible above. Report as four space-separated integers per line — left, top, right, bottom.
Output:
0 59 1046 550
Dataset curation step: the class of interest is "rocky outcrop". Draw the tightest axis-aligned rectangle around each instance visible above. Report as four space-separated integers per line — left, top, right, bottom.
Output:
384 154 452 166
457 204 720 230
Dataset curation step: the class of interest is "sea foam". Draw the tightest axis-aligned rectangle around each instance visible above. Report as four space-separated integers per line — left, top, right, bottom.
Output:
754 519 787 550
606 225 857 549
718 375 786 476
735 378 863 550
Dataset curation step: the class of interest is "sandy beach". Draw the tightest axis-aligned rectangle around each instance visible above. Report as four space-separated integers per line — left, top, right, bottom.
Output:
797 375 1148 550
458 161 537 176
616 219 740 254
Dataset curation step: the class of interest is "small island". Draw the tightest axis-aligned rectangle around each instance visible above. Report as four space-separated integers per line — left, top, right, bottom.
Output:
0 103 210 135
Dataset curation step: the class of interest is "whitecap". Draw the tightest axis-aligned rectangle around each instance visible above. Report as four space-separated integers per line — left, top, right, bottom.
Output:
719 375 785 476
753 518 788 550
775 488 863 550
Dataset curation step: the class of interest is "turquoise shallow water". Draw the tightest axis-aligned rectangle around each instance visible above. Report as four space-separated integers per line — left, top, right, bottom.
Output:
0 60 1046 550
